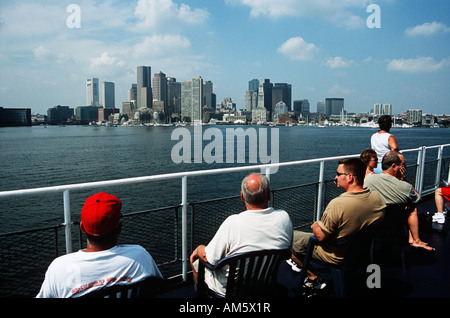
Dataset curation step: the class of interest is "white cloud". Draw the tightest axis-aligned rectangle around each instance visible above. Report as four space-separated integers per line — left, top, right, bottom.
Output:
134 0 209 31
387 57 450 73
132 34 192 59
277 37 318 61
33 46 51 60
228 0 369 28
325 56 353 69
328 84 353 96
405 21 450 37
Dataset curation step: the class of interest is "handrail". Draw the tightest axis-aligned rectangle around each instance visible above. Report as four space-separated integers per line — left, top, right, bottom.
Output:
1 143 449 282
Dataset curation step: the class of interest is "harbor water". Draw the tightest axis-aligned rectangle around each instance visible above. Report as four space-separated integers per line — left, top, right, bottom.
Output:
1 125 449 234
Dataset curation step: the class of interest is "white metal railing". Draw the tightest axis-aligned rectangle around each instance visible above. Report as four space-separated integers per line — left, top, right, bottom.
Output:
1 143 449 282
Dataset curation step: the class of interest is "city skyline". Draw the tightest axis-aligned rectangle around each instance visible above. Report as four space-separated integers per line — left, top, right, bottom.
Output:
0 1 449 115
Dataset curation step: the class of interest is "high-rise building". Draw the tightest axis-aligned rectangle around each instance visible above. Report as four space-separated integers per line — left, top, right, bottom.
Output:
407 109 422 124
325 98 344 116
47 105 74 124
244 90 258 112
272 83 292 111
86 78 99 106
152 71 167 104
181 76 203 123
167 77 181 115
317 100 325 114
293 99 310 118
257 79 273 119
249 79 259 91
102 81 115 108
137 66 152 108
203 80 214 109
128 84 137 106
373 103 392 115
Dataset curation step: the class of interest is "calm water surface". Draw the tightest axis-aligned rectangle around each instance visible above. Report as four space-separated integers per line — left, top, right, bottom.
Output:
1 125 449 232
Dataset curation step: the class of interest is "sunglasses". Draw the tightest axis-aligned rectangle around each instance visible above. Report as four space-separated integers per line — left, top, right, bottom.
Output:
336 171 349 176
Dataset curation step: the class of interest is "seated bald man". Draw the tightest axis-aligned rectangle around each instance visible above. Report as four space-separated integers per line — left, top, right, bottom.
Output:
190 172 293 297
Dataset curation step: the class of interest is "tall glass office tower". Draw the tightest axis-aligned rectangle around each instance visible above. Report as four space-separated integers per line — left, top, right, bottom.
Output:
137 66 152 108
86 78 99 106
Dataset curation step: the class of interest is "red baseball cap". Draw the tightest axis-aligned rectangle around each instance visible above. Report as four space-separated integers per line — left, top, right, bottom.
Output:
80 192 122 236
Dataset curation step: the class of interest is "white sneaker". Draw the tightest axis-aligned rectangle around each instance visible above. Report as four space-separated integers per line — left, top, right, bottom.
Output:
286 259 301 272
432 213 445 224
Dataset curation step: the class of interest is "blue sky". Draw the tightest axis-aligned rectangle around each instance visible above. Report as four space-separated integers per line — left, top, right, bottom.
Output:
0 0 449 115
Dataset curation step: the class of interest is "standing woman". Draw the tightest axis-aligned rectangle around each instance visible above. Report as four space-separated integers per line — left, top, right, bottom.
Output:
371 115 399 173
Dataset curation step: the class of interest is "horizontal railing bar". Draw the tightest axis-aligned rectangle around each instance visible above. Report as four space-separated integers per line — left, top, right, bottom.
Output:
1 144 449 199
0 153 363 198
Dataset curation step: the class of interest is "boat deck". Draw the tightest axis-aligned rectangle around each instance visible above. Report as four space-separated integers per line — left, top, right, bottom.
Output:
155 194 450 299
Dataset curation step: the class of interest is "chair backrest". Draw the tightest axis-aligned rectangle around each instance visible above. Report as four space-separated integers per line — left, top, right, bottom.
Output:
344 223 379 267
198 249 290 298
377 204 409 241
79 276 165 298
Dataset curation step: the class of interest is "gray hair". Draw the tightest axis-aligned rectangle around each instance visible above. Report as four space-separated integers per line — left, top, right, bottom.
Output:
241 173 270 205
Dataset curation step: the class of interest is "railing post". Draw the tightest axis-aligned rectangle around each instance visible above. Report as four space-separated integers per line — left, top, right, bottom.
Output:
63 189 73 254
181 176 188 282
264 166 273 207
316 161 325 221
415 146 426 195
435 145 444 188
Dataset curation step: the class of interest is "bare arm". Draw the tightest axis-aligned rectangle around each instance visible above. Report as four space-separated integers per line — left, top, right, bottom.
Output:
388 135 399 152
311 221 329 242
189 245 209 281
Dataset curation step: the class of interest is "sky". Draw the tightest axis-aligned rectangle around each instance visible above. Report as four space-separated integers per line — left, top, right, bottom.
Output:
0 0 449 115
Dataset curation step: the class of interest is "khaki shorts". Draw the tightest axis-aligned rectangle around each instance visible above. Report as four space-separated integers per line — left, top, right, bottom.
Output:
292 231 326 262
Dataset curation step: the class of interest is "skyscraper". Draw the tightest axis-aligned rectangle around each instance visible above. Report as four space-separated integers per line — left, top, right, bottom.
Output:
244 90 258 112
167 77 181 115
203 80 214 109
373 103 392 115
137 66 152 108
128 84 137 106
249 79 259 91
257 79 273 119
325 98 344 116
86 78 99 106
181 76 203 123
272 83 292 111
102 81 115 108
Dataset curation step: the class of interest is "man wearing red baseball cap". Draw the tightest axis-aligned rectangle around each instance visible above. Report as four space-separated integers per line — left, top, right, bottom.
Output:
37 192 162 298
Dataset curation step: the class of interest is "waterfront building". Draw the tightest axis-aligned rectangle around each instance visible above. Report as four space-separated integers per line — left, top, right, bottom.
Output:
273 101 288 122
181 76 203 123
317 100 325 114
86 78 99 106
407 109 423 124
152 71 169 121
374 103 392 116
102 81 115 109
325 98 344 117
76 106 101 123
128 84 137 107
272 83 292 111
122 102 135 119
167 77 181 116
0 107 32 126
252 105 269 124
257 79 273 120
203 80 215 110
293 99 310 118
47 105 74 124
137 66 152 109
